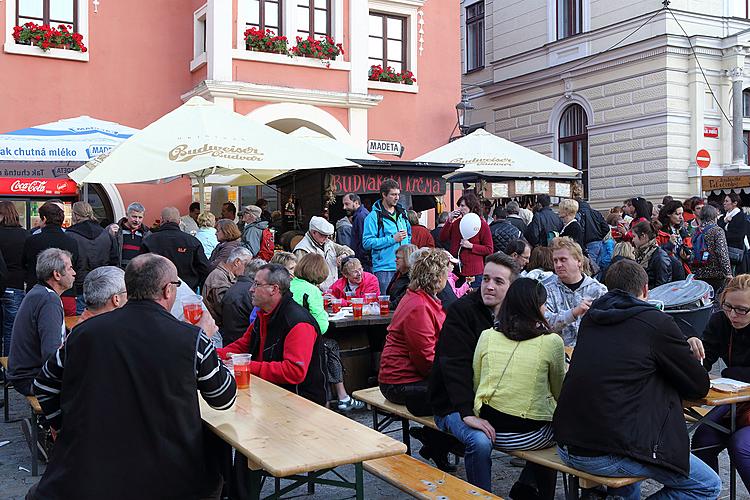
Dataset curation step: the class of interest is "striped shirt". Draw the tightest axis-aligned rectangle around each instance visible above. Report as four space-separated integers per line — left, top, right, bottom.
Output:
34 330 236 430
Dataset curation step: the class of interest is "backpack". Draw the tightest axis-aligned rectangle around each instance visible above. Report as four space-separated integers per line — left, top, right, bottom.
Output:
256 228 275 261
691 224 715 267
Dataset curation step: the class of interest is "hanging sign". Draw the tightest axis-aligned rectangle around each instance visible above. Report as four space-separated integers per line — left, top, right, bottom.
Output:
329 173 445 195
367 140 403 156
0 177 78 196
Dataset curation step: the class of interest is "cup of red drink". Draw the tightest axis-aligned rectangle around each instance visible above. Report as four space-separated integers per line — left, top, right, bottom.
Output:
324 295 331 310
331 298 342 313
365 292 377 304
378 295 390 316
351 298 364 319
232 354 252 390
182 298 203 325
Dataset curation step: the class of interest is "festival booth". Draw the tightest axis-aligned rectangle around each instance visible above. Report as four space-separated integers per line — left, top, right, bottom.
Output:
414 129 581 207
701 175 750 206
0 116 136 228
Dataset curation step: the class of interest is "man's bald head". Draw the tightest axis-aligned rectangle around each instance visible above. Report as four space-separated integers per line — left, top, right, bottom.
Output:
125 254 177 300
161 206 180 224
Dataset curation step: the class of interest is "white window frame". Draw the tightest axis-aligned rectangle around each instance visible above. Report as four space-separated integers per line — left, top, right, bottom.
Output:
546 0 590 44
235 0 346 69
5 0 90 62
367 0 422 93
191 4 208 72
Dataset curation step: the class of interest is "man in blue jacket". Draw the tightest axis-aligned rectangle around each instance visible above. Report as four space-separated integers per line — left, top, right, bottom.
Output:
344 193 371 271
363 179 411 293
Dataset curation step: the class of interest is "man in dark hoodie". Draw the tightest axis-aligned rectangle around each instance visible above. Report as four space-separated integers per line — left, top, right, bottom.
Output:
66 202 116 314
525 194 563 247
553 259 721 499
428 252 518 491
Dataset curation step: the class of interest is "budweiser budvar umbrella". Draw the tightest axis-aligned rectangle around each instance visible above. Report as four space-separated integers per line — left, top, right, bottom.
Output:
69 96 357 205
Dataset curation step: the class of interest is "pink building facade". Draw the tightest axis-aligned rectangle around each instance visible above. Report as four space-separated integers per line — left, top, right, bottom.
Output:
0 0 460 226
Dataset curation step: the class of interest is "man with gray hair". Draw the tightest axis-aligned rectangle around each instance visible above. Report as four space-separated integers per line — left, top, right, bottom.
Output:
9 248 74 397
8 248 74 461
202 246 253 327
140 206 210 290
505 200 528 233
221 258 265 344
76 266 127 325
30 254 236 499
112 201 150 269
218 263 326 405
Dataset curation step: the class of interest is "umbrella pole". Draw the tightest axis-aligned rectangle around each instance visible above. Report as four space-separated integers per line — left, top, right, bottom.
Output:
82 183 89 203
198 176 206 212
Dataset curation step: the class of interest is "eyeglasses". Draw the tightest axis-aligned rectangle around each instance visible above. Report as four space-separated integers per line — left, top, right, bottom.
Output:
722 302 750 316
163 280 181 291
251 282 277 290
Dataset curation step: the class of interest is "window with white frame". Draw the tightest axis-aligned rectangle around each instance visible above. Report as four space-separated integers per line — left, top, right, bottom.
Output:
191 4 207 69
16 0 77 31
368 12 407 73
296 0 331 39
556 0 582 40
246 0 283 36
465 1 484 72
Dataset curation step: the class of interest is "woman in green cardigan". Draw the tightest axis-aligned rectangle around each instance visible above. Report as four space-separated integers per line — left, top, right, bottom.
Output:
473 277 565 500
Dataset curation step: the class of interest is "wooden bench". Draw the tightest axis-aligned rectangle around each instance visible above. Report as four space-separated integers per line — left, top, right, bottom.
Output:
352 386 643 499
364 454 501 499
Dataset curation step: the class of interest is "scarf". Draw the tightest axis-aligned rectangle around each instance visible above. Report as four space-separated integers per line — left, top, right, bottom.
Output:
635 239 659 270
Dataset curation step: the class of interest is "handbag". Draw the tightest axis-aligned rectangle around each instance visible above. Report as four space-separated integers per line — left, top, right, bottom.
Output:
728 246 744 264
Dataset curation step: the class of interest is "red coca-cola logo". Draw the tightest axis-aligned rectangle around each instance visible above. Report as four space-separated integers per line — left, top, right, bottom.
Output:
10 180 47 193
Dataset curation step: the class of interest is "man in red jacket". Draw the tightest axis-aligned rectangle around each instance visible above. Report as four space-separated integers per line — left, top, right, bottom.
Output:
217 264 326 404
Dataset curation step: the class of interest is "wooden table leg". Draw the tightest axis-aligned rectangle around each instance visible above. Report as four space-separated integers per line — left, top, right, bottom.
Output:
355 462 364 500
248 468 262 500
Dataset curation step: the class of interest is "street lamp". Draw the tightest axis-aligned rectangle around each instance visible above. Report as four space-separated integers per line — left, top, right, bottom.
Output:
455 94 475 136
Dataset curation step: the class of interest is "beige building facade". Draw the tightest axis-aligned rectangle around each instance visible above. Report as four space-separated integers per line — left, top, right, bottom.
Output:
461 0 750 208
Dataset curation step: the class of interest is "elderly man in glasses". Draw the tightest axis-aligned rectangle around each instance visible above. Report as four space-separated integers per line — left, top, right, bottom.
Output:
30 254 236 499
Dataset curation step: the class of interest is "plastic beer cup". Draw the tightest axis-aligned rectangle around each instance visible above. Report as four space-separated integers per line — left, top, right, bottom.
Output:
232 354 252 390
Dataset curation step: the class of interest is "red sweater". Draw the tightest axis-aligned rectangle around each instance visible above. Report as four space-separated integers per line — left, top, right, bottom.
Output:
410 225 435 249
439 216 493 277
217 305 317 385
328 271 380 305
379 289 446 385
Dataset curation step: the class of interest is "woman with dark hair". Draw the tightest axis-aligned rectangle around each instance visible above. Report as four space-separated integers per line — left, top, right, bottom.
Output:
623 197 652 242
439 193 493 288
693 204 732 294
473 278 564 499
632 221 672 289
656 200 691 279
720 192 747 265
0 201 27 357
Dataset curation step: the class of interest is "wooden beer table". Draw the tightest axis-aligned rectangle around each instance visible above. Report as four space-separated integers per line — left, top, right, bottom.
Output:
685 386 750 500
328 311 393 329
200 375 406 500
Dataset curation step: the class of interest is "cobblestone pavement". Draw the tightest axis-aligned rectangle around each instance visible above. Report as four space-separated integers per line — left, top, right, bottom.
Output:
1 386 748 499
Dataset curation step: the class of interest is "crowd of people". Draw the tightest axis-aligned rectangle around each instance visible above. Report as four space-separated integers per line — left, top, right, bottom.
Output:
2 182 750 499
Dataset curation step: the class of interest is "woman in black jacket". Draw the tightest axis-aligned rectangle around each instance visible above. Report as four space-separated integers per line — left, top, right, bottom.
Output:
720 192 747 254
691 274 750 490
632 221 672 289
0 201 28 357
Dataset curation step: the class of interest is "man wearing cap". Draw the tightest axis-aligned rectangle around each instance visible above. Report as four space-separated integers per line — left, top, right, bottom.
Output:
240 205 274 260
293 216 354 290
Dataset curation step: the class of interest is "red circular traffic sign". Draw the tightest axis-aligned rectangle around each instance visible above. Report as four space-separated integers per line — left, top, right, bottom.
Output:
696 149 711 169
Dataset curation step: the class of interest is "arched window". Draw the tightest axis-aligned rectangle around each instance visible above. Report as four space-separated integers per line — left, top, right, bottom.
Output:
558 104 589 197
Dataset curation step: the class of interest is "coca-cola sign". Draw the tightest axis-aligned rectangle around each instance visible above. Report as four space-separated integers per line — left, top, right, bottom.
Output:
0 177 78 196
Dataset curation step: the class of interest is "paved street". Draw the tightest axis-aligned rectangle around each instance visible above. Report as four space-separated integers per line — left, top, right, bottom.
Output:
1 387 747 499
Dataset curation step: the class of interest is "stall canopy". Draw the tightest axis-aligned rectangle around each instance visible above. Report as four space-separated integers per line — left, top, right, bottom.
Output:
414 129 581 182
0 116 136 163
70 97 357 204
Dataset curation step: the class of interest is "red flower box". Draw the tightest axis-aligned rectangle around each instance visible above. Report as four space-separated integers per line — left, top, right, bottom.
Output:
12 22 87 52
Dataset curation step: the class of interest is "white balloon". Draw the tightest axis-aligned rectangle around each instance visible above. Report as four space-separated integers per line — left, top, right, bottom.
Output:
459 212 482 240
